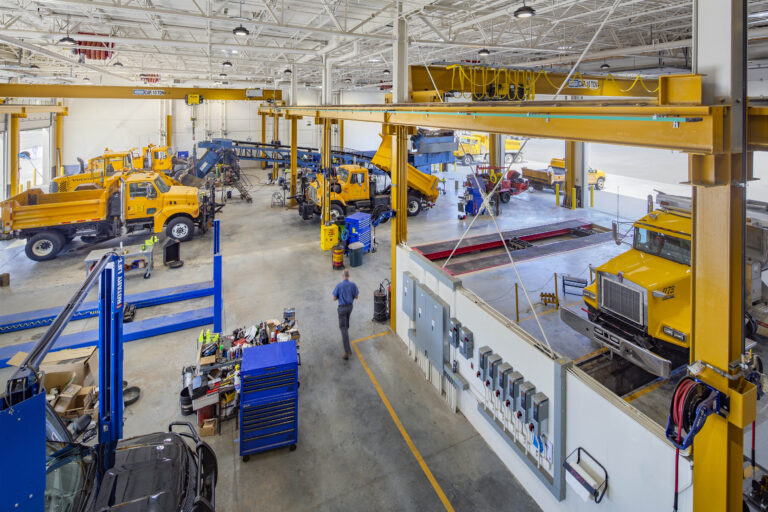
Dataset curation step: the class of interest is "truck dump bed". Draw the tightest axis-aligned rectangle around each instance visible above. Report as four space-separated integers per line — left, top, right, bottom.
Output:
1 187 111 234
371 134 440 202
521 166 564 185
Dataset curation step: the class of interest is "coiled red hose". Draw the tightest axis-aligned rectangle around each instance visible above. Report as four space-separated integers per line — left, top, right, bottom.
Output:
671 378 697 511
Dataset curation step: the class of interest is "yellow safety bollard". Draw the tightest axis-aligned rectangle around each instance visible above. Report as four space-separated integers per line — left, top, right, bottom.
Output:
555 183 560 206
571 188 576 210
515 283 519 322
554 273 559 308
590 185 594 207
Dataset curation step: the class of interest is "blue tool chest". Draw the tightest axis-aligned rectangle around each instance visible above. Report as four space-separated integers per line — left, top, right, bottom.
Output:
345 212 371 252
239 340 298 459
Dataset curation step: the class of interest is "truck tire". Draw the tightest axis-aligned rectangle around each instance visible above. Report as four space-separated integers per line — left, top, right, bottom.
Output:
406 195 421 216
532 182 544 191
500 191 511 203
595 177 605 190
166 217 195 242
25 231 65 261
330 203 345 222
462 154 473 166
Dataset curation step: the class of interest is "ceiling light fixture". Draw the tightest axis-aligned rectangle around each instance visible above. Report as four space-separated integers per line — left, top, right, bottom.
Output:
113 61 123 67
478 48 490 56
284 68 292 75
220 72 228 78
30 64 39 69
223 60 233 67
59 35 77 46
514 1 536 18
600 61 610 70
383 69 391 75
233 1 249 36
344 78 352 83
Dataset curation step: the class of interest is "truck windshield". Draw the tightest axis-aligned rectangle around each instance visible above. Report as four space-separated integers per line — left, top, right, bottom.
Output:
336 168 349 183
154 177 170 193
634 227 691 266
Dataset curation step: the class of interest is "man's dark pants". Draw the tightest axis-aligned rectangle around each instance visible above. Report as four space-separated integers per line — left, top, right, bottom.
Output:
338 304 353 354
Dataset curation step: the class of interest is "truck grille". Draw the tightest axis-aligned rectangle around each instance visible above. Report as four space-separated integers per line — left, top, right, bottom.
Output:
600 276 643 325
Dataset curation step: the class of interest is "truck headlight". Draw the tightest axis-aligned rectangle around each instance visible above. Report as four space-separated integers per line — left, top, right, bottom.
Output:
663 326 687 342
582 289 596 301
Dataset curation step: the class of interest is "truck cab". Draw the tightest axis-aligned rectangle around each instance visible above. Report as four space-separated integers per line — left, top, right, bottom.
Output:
563 208 692 377
306 165 391 222
143 144 173 173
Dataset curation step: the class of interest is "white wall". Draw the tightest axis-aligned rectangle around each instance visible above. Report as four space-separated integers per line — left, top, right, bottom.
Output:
395 244 693 512
340 90 386 151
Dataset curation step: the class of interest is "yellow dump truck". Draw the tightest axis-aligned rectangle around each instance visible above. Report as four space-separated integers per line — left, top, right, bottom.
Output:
522 158 606 191
296 135 440 221
454 133 522 165
142 144 173 173
1 172 215 261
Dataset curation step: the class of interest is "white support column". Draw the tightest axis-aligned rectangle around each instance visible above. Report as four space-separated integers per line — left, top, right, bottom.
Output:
290 63 297 106
322 55 333 105
392 2 408 103
569 141 587 207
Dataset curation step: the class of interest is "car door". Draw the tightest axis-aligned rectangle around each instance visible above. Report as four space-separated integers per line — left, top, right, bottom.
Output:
127 181 161 220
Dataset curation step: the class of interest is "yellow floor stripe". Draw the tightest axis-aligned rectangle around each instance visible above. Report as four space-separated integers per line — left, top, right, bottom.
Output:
573 347 608 364
624 379 666 402
352 336 456 512
350 331 390 345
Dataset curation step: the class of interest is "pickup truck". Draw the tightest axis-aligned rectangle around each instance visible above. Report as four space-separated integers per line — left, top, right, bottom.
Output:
1 172 214 261
522 158 606 191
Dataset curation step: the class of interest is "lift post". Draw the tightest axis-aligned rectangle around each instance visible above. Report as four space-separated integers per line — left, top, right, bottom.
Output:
272 112 280 181
289 116 298 206
260 113 267 169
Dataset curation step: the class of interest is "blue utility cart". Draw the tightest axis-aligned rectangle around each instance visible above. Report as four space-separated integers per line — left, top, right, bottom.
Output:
239 340 299 461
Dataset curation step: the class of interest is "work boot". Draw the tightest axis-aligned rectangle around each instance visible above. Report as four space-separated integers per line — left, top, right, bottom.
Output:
342 353 349 360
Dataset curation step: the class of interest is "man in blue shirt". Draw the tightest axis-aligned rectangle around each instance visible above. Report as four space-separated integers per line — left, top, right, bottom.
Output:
332 270 359 360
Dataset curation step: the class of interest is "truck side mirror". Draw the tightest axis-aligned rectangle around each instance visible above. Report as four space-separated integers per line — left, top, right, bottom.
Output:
612 220 620 245
647 194 654 214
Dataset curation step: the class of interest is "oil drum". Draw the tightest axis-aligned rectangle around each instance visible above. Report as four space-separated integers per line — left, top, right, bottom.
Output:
332 245 344 270
373 289 388 322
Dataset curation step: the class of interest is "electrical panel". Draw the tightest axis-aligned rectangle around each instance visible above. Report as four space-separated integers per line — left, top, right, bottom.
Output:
458 326 474 359
495 363 513 399
414 283 449 370
505 371 523 408
476 346 492 380
402 272 417 319
530 392 549 437
485 354 502 388
448 318 461 348
516 381 535 423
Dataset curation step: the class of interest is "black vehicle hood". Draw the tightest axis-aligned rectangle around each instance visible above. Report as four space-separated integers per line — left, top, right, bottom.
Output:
92 432 193 512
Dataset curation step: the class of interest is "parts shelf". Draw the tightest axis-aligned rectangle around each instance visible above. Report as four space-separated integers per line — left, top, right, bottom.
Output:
239 340 299 460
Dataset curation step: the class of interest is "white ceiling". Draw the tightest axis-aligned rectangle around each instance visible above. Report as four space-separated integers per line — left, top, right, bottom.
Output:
0 0 765 88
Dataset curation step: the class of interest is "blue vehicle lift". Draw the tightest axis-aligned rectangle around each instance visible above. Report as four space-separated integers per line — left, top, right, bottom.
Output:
1 250 127 509
0 220 224 368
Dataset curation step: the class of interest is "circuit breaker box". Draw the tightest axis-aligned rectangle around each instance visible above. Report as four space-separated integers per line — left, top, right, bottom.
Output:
476 346 492 380
420 288 449 369
485 354 502 388
448 318 461 348
516 381 535 423
506 371 523 407
458 326 474 359
495 363 513 398
530 392 549 437
402 272 418 319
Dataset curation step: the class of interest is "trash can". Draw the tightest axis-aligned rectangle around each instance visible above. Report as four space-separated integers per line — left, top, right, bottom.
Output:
348 242 364 267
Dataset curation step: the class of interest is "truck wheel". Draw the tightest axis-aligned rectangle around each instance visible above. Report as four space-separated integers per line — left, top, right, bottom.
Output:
505 153 514 164
166 217 195 242
500 191 511 203
406 195 421 216
462 154 472 166
330 203 345 222
596 177 605 190
532 182 544 191
25 231 65 261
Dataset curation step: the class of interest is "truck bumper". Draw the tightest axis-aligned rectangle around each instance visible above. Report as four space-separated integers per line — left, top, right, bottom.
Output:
560 307 671 378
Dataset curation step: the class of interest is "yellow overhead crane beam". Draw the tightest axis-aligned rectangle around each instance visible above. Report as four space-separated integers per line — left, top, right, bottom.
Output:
0 83 282 101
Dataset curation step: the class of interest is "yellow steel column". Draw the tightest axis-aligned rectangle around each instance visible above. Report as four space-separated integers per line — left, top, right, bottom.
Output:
10 113 22 196
339 120 344 149
272 114 280 181
488 133 499 168
564 140 576 208
290 116 298 206
166 114 172 149
55 112 64 177
321 119 332 224
260 113 267 169
390 124 409 331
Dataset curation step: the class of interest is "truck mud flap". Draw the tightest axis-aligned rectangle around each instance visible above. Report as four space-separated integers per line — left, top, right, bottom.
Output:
560 307 671 378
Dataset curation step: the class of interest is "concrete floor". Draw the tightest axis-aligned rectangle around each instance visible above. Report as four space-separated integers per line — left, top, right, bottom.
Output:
0 167 542 512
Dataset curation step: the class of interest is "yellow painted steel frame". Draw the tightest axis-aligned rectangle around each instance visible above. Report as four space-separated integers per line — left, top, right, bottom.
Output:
55 112 65 177
565 140 576 208
166 115 173 149
10 113 22 196
0 83 282 101
339 120 344 149
488 134 499 168
272 113 280 181
321 119 332 224
289 116 298 206
390 124 409 331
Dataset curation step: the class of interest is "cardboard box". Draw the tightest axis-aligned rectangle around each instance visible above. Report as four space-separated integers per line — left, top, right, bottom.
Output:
199 418 217 437
60 386 96 419
54 383 83 415
8 347 97 387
